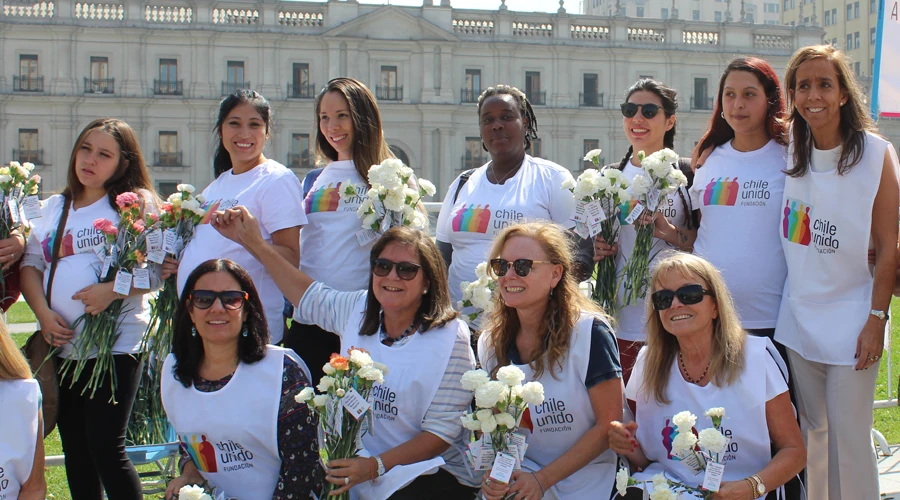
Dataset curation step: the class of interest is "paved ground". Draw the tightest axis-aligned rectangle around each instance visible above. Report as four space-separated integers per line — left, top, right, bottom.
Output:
882 445 900 498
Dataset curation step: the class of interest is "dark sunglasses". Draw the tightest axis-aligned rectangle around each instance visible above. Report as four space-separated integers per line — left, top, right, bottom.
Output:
651 284 713 311
620 102 662 119
490 258 554 278
371 258 422 280
189 290 249 310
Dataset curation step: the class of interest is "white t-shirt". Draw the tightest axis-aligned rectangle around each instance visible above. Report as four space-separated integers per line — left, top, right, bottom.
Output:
24 194 151 358
436 155 577 305
0 378 40 500
177 160 306 343
690 140 788 329
299 160 372 293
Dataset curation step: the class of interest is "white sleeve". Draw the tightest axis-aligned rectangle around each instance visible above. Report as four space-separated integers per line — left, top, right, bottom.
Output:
258 172 308 232
294 282 366 336
625 347 648 402
764 347 790 401
689 167 705 209
435 175 463 242
549 168 576 229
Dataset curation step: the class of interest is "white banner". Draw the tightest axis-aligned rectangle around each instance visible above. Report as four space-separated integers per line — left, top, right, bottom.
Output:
876 0 900 117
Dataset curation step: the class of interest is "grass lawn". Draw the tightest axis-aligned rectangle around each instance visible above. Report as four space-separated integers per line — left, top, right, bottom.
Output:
8 300 36 324
8 300 900 498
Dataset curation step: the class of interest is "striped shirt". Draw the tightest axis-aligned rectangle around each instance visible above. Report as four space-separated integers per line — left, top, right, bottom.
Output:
295 282 481 487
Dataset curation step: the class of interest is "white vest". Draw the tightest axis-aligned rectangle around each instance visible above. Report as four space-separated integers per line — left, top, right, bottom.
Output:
341 296 457 456
479 313 617 499
630 336 777 486
161 346 285 499
0 379 40 500
776 132 888 365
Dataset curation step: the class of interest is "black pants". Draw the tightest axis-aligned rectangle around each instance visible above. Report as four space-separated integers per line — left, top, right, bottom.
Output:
57 354 144 500
388 468 479 500
282 318 341 384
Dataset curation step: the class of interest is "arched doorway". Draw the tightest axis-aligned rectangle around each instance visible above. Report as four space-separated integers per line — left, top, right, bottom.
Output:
390 145 410 167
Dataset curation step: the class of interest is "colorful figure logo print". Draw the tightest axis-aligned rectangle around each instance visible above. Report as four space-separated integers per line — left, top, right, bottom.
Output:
305 182 343 214
519 406 534 434
179 433 218 473
41 230 75 262
198 200 221 225
661 418 698 460
451 204 491 233
703 177 740 206
618 199 640 225
782 198 812 246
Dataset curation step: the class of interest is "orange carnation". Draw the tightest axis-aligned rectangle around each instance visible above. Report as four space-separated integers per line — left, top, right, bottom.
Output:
329 353 349 371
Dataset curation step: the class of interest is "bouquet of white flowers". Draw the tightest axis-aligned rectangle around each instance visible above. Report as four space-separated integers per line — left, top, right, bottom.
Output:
620 149 688 307
295 348 388 500
174 481 227 500
459 366 544 488
0 160 41 298
561 149 631 312
458 262 498 327
616 407 729 499
341 159 436 243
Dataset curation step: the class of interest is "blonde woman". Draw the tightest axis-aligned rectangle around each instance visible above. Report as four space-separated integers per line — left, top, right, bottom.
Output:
478 221 622 500
609 253 804 499
0 321 46 499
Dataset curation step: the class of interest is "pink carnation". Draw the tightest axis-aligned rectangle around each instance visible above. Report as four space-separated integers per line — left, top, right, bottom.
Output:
132 220 145 233
147 213 159 223
30 174 41 183
115 192 139 208
93 218 115 233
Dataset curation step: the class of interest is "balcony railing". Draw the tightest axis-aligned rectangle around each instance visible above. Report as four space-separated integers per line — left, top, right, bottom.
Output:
461 155 485 170
287 153 313 169
12 149 43 165
375 85 403 101
222 81 251 96
13 76 44 92
154 79 183 95
691 96 714 110
579 91 605 107
154 151 183 166
287 82 316 99
526 90 546 105
84 78 115 94
460 88 481 103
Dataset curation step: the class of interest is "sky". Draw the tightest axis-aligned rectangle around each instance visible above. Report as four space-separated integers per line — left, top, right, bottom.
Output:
344 0 567 14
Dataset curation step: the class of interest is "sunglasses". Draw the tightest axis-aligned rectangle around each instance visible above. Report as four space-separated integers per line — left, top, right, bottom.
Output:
189 290 249 310
490 258 554 278
620 102 662 119
650 284 713 311
371 258 422 281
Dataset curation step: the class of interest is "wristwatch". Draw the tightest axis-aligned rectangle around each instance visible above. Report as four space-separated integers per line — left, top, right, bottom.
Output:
374 455 385 477
870 309 890 321
750 474 766 498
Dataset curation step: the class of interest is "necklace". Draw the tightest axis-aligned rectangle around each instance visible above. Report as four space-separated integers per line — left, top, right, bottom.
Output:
380 312 417 347
678 351 710 384
489 160 521 185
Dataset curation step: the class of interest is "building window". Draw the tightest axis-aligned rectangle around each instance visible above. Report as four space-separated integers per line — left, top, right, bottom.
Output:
289 133 311 168
156 131 181 166
583 139 600 170
289 63 313 98
464 137 484 170
715 11 722 21
462 69 481 103
847 4 853 19
636 6 644 16
527 138 542 159
872 58 876 74
157 181 180 198
831 8 837 21
855 61 861 75
855 31 860 49
854 1 860 18
825 10 830 24
17 129 41 164
847 34 853 50
871 0 878 13
872 27 877 44
783 0 789 10
223 61 247 95
832 37 838 47
155 58 181 95
16 54 41 92
693 9 700 19
581 73 602 107
525 71 544 105
377 65 402 101
661 7 669 18
86 56 113 93
693 78 710 110
747 13 755 22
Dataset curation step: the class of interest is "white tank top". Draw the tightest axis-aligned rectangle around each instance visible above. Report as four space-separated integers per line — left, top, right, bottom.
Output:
161 346 285 498
0 379 40 500
776 132 895 364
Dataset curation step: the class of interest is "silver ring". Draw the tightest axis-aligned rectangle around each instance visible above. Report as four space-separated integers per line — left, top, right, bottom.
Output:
485 479 492 486
868 355 874 361
344 477 349 485
874 355 881 361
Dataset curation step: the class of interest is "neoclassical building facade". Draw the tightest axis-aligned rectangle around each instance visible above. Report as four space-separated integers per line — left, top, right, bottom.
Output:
0 0 834 197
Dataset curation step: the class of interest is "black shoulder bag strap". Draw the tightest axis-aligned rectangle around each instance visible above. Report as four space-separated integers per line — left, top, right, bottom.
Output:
452 169 476 204
46 195 71 309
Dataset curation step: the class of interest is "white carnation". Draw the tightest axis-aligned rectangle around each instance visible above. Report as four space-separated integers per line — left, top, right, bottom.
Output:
22 162 35 172
316 376 336 392
363 212 380 229
672 410 697 432
479 413 498 433
461 413 481 431
671 431 698 456
322 363 336 376
630 174 652 197
408 210 428 229
649 487 677 500
561 178 576 191
471 284 495 311
418 178 437 197
181 199 201 213
0 175 12 184
13 165 28 178
705 407 726 419
698 428 729 454
494 412 516 429
573 179 597 200
593 175 612 194
312 394 330 407
195 193 206 204
617 188 631 202
8 162 20 169
349 349 374 367
178 485 212 500
520 381 545 405
167 192 183 207
461 369 491 391
294 387 315 403
475 380 508 409
176 183 196 194
583 148 603 163
336 388 346 397
658 148 679 165
616 468 630 497
475 261 490 280
373 361 390 376
651 474 669 491
358 366 384 384
496 365 526 387
667 168 688 188
383 189 406 212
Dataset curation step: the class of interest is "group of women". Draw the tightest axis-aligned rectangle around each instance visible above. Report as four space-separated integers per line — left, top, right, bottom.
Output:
0 42 895 500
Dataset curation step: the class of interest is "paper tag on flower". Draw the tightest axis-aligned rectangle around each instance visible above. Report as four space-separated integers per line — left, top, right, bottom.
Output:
147 250 166 265
22 196 41 220
132 268 151 289
113 270 132 295
680 451 707 474
573 201 587 223
489 452 517 483
585 199 607 226
507 433 528 463
702 461 725 492
175 236 185 256
162 229 177 254
573 221 591 239
624 203 645 225
100 256 113 280
7 198 19 224
146 230 162 252
93 244 107 261
355 229 378 247
474 446 495 470
647 188 661 211
380 213 392 233
341 388 370 420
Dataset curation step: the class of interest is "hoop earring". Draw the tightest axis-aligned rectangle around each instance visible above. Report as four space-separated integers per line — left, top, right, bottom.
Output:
720 112 725 119
191 326 197 337
242 325 249 338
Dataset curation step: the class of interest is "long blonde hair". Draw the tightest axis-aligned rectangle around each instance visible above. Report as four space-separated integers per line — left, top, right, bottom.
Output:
0 321 33 380
640 253 745 404
482 221 611 380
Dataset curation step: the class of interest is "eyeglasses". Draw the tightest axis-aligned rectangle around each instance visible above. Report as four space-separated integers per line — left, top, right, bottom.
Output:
489 258 554 278
650 284 713 311
371 258 422 281
189 290 249 310
620 102 662 119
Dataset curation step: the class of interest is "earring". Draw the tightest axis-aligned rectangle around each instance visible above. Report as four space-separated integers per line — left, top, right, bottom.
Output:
423 289 428 295
840 101 845 106
242 324 249 338
720 112 725 119
549 287 555 298
191 326 197 337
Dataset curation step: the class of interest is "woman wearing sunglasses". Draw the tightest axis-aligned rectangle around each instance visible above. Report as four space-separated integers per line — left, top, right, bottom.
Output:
162 258 319 499
214 207 481 498
479 222 623 500
594 78 694 385
609 252 805 500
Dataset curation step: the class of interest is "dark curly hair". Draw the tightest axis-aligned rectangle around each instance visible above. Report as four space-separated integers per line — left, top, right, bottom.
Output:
477 84 539 151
